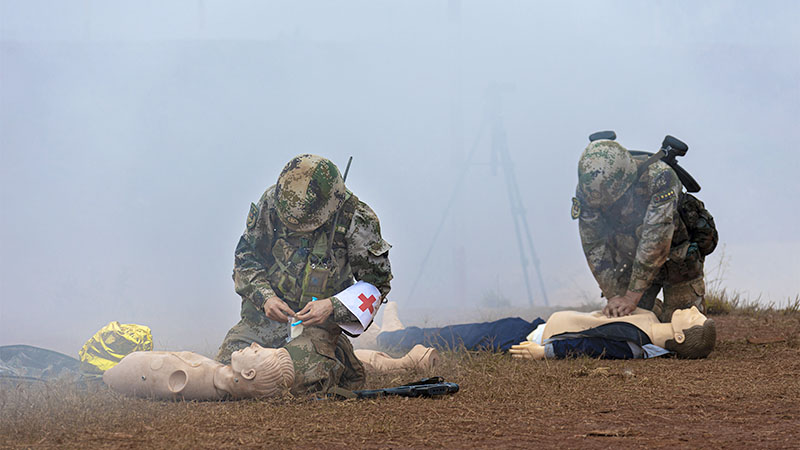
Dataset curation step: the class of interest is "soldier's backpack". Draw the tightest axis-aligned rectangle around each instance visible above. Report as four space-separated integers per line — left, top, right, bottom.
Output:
678 193 718 257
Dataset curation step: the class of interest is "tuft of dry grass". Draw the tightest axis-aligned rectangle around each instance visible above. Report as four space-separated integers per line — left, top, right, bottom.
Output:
704 247 799 317
706 289 800 317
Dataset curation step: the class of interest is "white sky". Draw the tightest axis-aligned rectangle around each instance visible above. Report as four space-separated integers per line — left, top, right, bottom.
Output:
1 1 798 355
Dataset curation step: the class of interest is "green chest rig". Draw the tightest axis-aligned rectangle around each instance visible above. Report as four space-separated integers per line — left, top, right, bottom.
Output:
266 192 358 309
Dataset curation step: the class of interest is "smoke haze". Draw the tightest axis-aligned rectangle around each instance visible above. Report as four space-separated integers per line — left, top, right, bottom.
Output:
2 1 798 355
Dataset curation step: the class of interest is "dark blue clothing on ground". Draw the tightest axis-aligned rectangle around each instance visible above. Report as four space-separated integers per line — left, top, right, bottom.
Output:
376 317 546 352
548 322 652 359
375 317 659 359
551 337 636 359
547 322 651 345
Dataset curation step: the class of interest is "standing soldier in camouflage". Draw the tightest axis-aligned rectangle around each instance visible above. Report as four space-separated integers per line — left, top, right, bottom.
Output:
572 138 717 321
216 154 392 396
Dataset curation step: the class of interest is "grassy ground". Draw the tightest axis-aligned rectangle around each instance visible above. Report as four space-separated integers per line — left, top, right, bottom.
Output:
2 304 799 449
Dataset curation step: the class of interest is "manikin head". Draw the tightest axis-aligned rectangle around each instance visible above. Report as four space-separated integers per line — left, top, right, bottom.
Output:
228 343 295 398
664 306 716 359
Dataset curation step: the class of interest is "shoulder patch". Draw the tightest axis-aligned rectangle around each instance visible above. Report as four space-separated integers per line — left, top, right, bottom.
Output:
368 239 392 257
652 169 672 192
246 203 259 230
571 197 581 220
652 189 676 205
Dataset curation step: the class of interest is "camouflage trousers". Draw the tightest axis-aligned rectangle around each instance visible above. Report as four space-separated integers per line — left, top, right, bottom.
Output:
637 251 706 322
215 300 366 396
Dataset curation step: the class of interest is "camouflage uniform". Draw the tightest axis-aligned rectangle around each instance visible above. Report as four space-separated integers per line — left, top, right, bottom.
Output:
216 158 392 396
574 142 705 322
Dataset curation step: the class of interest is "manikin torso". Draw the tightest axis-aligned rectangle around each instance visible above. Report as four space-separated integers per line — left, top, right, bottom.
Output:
542 307 706 347
103 351 229 400
103 344 295 400
104 341 438 400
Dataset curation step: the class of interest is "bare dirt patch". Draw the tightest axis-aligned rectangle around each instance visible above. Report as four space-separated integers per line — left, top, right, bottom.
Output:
2 311 799 449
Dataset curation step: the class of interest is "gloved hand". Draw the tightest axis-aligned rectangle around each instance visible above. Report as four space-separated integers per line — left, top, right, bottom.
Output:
509 341 546 360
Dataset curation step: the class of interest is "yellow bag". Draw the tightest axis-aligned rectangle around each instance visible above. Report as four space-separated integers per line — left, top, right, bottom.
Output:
79 321 153 374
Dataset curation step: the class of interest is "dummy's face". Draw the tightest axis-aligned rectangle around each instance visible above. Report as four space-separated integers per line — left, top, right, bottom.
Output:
670 306 707 331
231 342 281 372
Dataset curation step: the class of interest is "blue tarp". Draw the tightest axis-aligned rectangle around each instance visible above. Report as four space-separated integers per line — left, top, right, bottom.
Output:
0 345 83 381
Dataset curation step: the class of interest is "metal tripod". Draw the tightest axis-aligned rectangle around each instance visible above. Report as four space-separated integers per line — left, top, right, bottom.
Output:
408 85 549 306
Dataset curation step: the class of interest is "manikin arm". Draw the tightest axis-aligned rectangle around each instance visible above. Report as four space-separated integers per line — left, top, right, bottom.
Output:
509 342 545 360
354 345 439 372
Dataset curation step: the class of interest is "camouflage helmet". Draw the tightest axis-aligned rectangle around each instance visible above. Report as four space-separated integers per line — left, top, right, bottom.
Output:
577 140 638 207
274 154 346 232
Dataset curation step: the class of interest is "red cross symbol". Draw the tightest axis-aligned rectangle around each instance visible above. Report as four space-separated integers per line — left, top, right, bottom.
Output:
358 293 378 314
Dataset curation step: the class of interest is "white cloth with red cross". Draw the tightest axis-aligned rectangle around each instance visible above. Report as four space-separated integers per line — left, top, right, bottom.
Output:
334 281 381 336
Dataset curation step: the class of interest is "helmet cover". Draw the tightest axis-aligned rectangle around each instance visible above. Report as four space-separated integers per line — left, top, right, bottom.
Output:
577 140 638 207
275 154 346 232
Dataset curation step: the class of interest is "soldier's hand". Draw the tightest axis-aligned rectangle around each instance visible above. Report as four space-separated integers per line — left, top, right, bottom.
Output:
603 291 642 317
295 298 334 326
604 297 635 317
264 296 296 322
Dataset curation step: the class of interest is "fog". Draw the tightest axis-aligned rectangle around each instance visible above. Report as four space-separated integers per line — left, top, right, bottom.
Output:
2 1 798 355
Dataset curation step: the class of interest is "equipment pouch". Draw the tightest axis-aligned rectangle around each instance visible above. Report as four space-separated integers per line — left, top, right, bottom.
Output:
276 273 298 298
678 193 719 257
300 262 331 305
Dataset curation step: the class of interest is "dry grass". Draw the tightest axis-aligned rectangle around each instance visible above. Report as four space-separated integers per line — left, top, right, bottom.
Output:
706 289 800 317
704 247 800 317
2 309 800 449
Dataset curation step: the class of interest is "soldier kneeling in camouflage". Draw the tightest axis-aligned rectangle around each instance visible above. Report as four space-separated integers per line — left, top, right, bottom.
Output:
572 136 718 321
216 154 393 396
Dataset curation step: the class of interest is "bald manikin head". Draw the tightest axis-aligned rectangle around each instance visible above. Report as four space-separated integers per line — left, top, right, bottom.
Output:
664 307 716 359
228 343 295 398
